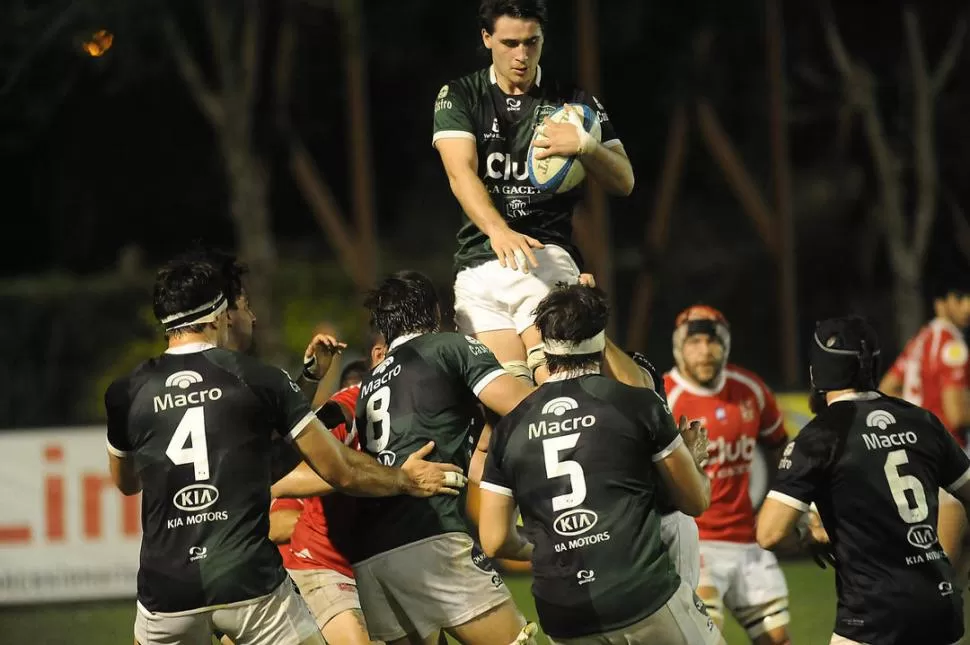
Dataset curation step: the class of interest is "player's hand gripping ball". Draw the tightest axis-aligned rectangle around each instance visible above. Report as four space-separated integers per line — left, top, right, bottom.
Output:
528 103 601 194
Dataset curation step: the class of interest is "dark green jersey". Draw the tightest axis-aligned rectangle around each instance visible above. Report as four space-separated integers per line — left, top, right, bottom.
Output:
482 375 683 639
350 332 506 562
432 66 621 272
104 344 315 613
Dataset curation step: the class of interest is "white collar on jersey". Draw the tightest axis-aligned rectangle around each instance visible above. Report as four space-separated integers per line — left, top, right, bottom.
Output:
932 316 966 340
388 332 424 352
668 367 726 397
489 65 542 88
829 390 882 404
165 342 217 355
545 367 601 382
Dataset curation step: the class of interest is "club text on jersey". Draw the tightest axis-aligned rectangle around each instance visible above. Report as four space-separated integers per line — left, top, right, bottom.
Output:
153 387 223 413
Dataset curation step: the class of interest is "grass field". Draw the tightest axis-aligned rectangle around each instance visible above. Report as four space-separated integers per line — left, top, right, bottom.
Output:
1 559 966 644
0 558 902 645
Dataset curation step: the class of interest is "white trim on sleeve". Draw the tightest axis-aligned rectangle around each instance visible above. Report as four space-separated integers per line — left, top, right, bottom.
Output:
106 438 130 458
432 130 476 147
480 481 514 497
286 412 319 441
766 490 810 512
946 466 970 493
760 416 783 437
651 434 684 462
602 138 623 149
472 369 506 397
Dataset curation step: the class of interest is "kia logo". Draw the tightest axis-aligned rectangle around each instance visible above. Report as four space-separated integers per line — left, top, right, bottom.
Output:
173 484 220 512
553 509 598 536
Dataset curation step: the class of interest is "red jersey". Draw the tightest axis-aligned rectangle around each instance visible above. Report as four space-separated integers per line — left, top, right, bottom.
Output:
284 384 361 579
888 318 969 442
270 497 307 569
664 365 788 543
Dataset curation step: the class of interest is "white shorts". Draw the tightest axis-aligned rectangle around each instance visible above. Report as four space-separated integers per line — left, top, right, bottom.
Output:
134 578 320 645
453 245 581 335
660 512 700 589
352 532 514 641
287 568 360 630
698 541 789 634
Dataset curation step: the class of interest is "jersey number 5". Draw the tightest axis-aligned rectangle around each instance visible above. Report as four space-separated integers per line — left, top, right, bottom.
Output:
543 435 587 511
365 386 392 453
884 449 928 524
166 407 210 481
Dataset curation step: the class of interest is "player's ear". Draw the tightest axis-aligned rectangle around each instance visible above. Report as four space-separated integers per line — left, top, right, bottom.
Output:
482 29 492 50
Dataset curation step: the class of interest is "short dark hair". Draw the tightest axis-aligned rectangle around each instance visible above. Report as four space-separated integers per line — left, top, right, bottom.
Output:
479 0 548 34
152 258 224 336
340 359 371 388
931 272 970 301
533 285 610 373
364 271 440 345
180 245 249 311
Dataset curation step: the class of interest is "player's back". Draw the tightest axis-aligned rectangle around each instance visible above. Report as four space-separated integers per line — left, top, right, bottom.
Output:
802 393 966 643
105 345 315 613
487 375 681 638
891 318 968 437
351 332 503 562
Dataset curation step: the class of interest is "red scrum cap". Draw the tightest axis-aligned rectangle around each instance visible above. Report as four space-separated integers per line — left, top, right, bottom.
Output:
672 305 731 372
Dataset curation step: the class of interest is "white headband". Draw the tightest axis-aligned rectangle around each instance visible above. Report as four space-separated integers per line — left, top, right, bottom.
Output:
160 294 228 331
543 331 606 355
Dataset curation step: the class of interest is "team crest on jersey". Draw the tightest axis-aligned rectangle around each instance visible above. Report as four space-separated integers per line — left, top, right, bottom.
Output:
715 407 727 422
740 400 755 422
534 104 557 122
942 340 968 367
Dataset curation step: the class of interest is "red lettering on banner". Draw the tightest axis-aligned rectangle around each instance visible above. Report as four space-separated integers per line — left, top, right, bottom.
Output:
83 474 140 539
45 444 65 541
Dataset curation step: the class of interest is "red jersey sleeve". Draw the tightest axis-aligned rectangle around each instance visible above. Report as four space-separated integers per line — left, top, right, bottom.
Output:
328 385 361 447
271 498 304 513
756 377 788 447
939 336 969 390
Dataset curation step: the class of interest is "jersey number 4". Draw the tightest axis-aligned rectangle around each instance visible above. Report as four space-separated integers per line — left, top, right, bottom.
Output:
884 449 928 524
165 407 210 481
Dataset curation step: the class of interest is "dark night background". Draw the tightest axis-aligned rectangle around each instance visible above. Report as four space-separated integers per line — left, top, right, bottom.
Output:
1 0 969 426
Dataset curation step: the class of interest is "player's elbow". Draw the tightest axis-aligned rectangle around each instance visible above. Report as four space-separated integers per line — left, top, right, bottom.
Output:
616 172 635 196
679 492 710 518
756 521 785 551
480 530 505 559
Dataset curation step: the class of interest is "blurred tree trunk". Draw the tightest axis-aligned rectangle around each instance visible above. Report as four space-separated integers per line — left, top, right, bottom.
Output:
163 0 283 364
822 4 966 344
625 103 688 351
574 0 614 337
285 0 379 292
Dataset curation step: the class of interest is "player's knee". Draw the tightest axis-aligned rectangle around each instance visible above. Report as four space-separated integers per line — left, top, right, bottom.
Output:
502 360 534 384
738 598 790 641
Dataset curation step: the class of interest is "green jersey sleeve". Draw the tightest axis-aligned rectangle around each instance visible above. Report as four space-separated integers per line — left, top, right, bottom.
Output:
432 82 476 148
238 357 317 441
435 333 507 397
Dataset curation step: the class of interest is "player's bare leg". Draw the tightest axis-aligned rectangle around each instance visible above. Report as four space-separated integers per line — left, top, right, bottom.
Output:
475 328 532 383
754 628 792 645
322 609 374 645
444 599 527 645
387 631 440 645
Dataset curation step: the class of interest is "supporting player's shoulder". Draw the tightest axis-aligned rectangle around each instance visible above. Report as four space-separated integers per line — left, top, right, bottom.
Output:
724 364 773 403
583 375 671 420
436 68 489 105
202 348 303 399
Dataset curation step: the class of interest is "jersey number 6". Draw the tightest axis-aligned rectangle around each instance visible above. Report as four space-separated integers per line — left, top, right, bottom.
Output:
884 449 929 524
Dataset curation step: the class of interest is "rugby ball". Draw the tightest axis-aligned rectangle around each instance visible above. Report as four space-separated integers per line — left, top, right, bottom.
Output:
527 104 601 194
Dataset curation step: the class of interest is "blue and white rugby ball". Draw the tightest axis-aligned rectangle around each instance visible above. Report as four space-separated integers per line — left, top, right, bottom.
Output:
527 104 602 194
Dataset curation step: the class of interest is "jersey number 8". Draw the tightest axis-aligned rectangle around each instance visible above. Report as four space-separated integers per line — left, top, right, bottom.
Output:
365 386 392 453
884 449 928 524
